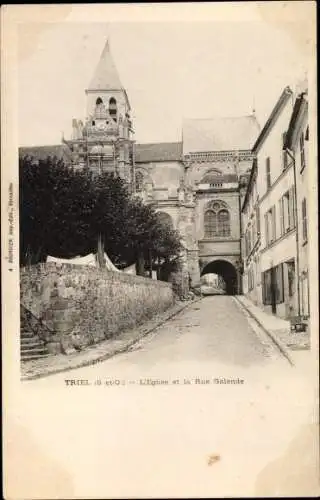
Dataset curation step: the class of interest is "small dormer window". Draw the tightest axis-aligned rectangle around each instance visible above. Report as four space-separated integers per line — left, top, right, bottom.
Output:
109 97 117 122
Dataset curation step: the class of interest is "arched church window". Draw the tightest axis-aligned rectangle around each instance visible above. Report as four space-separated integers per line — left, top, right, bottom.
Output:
204 210 217 238
204 200 231 238
96 97 103 105
109 97 117 122
201 169 222 183
135 171 144 192
218 209 230 236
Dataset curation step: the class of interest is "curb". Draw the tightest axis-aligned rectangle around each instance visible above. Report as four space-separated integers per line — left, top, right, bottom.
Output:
21 297 202 381
233 296 295 367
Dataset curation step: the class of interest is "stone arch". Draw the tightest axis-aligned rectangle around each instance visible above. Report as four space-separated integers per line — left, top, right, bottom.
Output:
201 259 238 295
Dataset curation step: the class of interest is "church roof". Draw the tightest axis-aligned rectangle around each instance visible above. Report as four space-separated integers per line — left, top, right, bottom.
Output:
182 115 260 154
87 40 123 91
134 142 182 163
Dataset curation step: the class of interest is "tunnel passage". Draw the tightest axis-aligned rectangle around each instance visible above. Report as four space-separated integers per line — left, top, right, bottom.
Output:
201 259 238 295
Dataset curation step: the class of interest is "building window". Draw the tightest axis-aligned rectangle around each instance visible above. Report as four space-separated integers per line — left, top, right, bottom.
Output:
96 97 103 105
204 210 218 238
302 197 308 242
264 206 276 246
92 120 95 126
280 188 295 235
109 97 117 122
279 198 284 236
283 193 290 233
266 157 271 189
201 169 222 183
282 132 288 170
300 132 306 171
204 201 230 238
218 209 230 236
135 171 144 192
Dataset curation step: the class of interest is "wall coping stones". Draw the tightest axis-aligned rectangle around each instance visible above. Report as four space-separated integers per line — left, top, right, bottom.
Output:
20 263 173 289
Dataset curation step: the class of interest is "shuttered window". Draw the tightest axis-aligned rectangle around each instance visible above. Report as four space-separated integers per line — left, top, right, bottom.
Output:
289 186 296 229
282 132 288 170
300 133 306 171
279 198 284 236
266 157 271 189
281 188 295 233
272 205 276 241
302 198 307 242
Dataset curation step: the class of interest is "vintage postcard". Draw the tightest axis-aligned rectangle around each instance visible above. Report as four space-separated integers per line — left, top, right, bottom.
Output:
2 2 319 498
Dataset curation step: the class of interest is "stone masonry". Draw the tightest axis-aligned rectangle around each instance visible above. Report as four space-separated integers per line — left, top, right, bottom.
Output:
21 263 174 355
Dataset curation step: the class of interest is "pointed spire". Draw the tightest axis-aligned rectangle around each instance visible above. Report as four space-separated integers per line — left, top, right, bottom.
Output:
87 39 123 91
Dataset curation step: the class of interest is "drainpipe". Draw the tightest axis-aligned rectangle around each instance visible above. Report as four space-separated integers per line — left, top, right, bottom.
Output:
286 148 301 317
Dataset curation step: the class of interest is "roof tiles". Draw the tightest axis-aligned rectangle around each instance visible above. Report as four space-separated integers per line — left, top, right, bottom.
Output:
134 142 182 163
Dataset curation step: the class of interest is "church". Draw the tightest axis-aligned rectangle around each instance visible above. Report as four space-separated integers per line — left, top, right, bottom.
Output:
20 39 261 294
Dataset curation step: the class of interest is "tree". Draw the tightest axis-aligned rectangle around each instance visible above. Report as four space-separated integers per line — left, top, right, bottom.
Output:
20 156 95 265
19 156 183 275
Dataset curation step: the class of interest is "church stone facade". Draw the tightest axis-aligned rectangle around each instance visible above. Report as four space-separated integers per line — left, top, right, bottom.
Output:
20 40 261 294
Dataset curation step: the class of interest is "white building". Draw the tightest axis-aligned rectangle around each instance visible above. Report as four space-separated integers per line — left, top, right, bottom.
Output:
242 86 299 319
284 88 309 319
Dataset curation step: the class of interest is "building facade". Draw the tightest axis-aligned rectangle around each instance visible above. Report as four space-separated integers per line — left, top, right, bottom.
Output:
20 39 261 292
285 89 309 319
242 84 309 321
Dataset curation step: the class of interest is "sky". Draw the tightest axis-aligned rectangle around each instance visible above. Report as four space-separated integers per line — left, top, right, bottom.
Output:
18 18 309 147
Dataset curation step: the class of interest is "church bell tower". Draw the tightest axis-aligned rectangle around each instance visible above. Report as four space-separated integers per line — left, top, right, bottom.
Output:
64 40 135 184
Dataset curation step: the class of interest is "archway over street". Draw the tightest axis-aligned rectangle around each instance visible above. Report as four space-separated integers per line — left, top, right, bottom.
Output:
201 259 238 295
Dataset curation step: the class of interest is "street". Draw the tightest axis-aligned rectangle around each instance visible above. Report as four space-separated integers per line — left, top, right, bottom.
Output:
85 294 286 372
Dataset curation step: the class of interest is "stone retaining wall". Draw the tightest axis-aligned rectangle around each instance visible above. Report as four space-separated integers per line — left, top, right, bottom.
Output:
20 263 174 354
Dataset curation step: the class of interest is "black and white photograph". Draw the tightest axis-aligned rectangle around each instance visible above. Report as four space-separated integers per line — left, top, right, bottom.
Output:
2 3 318 498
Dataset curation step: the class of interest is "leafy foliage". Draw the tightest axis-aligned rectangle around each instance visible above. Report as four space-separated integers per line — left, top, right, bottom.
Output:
19 156 183 274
